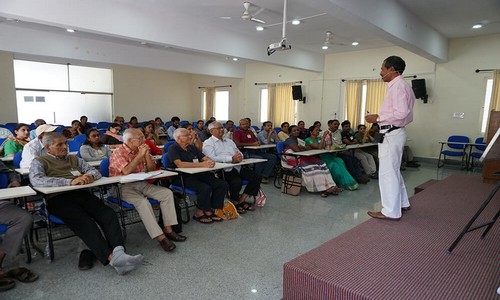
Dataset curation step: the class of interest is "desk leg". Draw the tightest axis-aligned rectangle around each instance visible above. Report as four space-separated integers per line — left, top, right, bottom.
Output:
437 143 445 168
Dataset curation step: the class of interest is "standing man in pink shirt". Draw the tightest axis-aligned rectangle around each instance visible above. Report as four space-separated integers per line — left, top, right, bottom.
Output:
365 56 415 221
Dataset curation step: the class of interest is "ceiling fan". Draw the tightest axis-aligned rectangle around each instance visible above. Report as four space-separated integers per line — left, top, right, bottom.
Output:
322 31 347 49
241 2 266 24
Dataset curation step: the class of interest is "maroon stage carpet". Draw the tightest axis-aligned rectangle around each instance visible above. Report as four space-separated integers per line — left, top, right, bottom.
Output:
283 174 500 300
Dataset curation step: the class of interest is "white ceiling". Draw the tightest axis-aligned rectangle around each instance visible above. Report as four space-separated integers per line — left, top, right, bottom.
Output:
0 0 499 75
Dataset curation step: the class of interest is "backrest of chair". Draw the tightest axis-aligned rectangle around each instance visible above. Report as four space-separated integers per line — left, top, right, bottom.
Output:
100 158 110 177
447 135 469 149
73 134 87 144
67 139 82 152
161 141 175 168
475 137 486 151
0 172 9 188
0 224 7 234
13 151 23 168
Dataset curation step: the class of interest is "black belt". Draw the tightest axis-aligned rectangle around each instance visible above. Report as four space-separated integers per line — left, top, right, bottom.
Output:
380 125 401 130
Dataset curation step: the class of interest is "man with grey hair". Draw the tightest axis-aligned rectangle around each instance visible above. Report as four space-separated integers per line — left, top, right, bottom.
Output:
109 128 185 252
30 132 143 275
203 122 261 213
167 128 228 224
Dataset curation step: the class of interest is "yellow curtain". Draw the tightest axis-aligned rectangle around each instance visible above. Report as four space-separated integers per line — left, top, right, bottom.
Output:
204 87 215 119
269 83 294 126
345 80 362 126
365 79 387 118
491 70 500 110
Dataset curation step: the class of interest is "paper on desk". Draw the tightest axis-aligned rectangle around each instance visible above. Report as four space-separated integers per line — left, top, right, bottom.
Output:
119 171 163 183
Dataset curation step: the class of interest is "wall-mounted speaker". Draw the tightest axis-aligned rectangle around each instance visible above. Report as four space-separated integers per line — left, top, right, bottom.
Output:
411 79 428 103
292 85 303 100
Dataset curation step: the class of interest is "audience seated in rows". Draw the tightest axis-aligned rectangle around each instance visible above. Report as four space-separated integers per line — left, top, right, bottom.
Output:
233 118 277 184
282 125 342 197
79 115 93 133
167 128 227 224
277 122 290 141
0 161 38 292
167 116 180 140
29 132 143 275
203 122 260 214
305 126 359 191
20 124 58 169
341 120 378 179
2 123 30 157
79 129 112 162
109 128 185 252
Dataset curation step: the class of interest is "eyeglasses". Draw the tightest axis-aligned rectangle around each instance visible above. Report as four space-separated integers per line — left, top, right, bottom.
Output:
212 127 224 130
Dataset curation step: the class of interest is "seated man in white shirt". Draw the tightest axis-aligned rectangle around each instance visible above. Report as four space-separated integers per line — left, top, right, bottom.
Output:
203 122 261 213
20 124 58 169
257 121 280 145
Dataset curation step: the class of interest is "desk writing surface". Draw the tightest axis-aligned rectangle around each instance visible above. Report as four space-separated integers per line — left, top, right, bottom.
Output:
0 186 37 200
15 168 29 176
0 156 14 162
119 170 177 183
87 160 102 167
32 176 122 194
287 149 330 156
244 144 277 150
173 158 266 174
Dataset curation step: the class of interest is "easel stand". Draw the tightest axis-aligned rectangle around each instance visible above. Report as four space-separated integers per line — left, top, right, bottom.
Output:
448 128 500 253
447 179 500 253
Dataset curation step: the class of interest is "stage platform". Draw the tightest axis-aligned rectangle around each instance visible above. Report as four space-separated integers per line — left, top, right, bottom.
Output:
283 174 499 299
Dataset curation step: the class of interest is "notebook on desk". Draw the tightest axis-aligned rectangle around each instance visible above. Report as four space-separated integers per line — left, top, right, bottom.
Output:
119 171 163 183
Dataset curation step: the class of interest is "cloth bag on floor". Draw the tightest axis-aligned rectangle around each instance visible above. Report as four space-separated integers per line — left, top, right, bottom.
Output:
281 174 302 196
255 189 267 207
215 199 240 220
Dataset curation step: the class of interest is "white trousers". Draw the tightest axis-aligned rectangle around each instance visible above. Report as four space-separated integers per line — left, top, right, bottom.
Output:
378 128 410 218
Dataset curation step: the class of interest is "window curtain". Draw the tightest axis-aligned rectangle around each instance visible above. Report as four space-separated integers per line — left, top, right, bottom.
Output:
365 79 387 118
345 80 363 126
204 87 215 119
268 83 294 126
491 70 500 111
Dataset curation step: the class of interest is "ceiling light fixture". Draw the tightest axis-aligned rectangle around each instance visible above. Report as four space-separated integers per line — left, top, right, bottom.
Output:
140 41 147 45
292 19 300 25
256 26 264 31
322 45 328 50
472 24 482 29
66 29 75 33
232 57 238 61
352 41 359 46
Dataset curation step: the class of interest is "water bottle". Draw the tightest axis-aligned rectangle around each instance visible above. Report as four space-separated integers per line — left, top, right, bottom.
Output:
325 130 332 150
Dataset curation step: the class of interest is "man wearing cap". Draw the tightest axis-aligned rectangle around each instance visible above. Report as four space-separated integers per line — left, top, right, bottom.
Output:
20 124 58 169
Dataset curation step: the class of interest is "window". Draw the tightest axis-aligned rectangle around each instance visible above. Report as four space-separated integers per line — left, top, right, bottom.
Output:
260 88 269 122
214 90 229 120
481 78 494 133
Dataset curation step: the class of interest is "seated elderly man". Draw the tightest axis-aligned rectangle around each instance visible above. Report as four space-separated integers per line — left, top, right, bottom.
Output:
233 118 277 184
257 121 280 145
0 161 38 291
203 122 261 213
29 132 143 275
20 124 58 169
167 128 228 224
109 128 185 252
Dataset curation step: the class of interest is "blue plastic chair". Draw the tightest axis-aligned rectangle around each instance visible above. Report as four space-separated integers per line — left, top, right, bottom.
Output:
67 140 82 152
99 158 159 237
273 141 299 188
97 122 111 129
179 120 189 127
73 134 87 144
13 151 23 168
437 135 470 168
469 137 487 169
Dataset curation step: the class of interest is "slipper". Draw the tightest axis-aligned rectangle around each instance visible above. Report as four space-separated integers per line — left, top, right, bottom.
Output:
0 277 15 291
241 203 255 211
320 192 329 198
192 214 214 224
233 203 247 214
327 186 343 195
6 267 39 283
205 213 223 222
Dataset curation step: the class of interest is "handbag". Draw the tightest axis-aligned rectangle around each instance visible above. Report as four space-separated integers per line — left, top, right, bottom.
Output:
255 189 267 207
215 199 240 220
281 174 302 196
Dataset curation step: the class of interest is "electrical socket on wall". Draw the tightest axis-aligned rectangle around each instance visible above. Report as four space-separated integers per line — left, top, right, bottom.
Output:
453 112 465 119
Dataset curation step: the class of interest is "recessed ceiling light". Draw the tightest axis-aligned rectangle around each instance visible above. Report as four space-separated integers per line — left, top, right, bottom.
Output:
66 29 75 33
256 26 264 31
140 41 147 45
292 20 300 25
322 45 329 50
232 57 238 61
352 41 359 46
472 24 482 29
220 16 232 20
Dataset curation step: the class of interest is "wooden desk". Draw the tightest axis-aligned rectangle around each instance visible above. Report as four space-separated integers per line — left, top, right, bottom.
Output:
0 186 37 200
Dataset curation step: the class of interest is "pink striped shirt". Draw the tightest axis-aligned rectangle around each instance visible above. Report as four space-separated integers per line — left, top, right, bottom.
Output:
378 75 415 127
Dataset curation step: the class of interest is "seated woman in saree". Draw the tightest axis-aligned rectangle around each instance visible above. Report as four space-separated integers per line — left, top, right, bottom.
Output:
282 125 342 198
305 126 359 191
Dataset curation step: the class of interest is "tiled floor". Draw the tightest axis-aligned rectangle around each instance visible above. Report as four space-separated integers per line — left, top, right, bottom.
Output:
2 162 480 299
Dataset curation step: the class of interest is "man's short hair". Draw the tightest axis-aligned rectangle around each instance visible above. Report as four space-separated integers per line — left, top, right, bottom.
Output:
114 116 124 122
341 120 351 127
80 115 88 121
123 128 143 143
226 120 233 125
34 119 46 127
171 116 180 123
173 128 188 140
208 121 222 130
108 123 122 131
262 121 272 127
384 56 406 74
42 132 63 147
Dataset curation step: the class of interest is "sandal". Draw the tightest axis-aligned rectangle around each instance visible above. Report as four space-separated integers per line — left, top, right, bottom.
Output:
205 213 223 222
192 214 214 224
0 277 15 291
327 186 343 195
6 267 39 283
320 192 329 198
241 203 255 211
234 203 247 214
